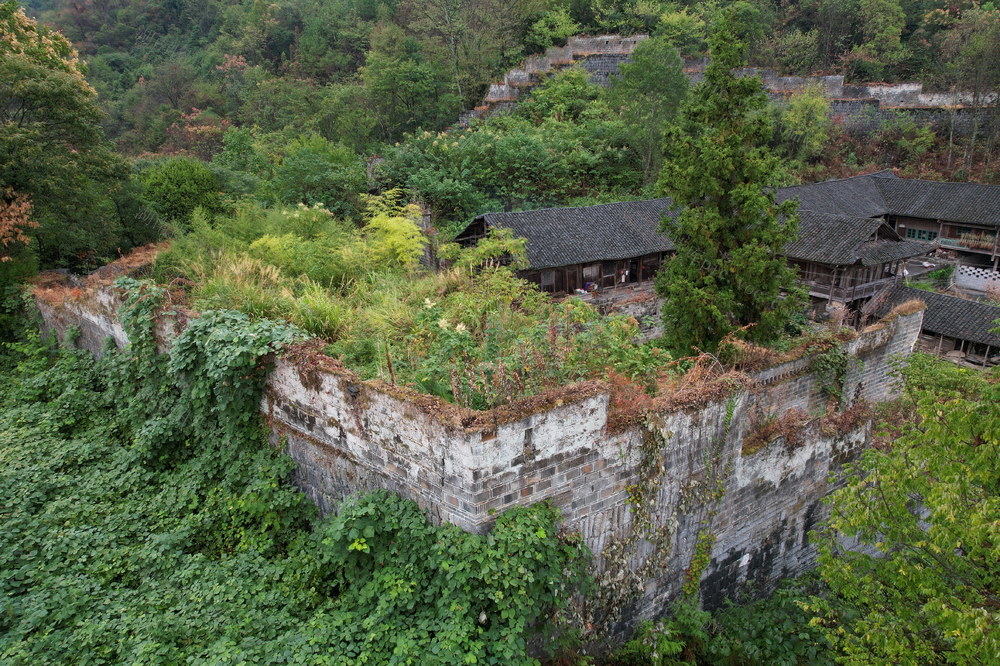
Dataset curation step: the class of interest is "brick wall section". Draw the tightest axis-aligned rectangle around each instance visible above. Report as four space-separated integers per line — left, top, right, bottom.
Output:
830 99 995 138
956 265 1000 294
33 278 924 624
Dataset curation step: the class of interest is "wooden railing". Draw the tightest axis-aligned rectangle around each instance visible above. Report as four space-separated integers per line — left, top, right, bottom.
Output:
800 275 902 302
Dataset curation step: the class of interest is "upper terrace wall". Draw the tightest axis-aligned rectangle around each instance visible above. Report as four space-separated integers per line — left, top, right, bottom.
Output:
481 34 647 103
461 37 995 137
32 264 924 629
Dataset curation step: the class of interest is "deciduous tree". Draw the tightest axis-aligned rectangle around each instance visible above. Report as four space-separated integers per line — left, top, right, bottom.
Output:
269 135 364 219
608 35 688 184
778 82 832 164
0 1 129 267
810 354 1000 663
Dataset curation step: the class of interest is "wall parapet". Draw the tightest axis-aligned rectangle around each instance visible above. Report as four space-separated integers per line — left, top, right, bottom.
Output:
32 265 924 628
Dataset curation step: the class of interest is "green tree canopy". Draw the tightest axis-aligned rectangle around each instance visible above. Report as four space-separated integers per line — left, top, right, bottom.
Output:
0 1 129 267
608 35 688 184
269 135 365 219
137 157 223 226
777 82 833 165
361 25 460 143
847 0 908 79
654 3 805 356
811 354 1000 663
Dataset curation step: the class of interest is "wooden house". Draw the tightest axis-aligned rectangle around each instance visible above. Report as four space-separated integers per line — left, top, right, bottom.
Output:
456 174 930 306
456 199 675 294
779 171 1000 270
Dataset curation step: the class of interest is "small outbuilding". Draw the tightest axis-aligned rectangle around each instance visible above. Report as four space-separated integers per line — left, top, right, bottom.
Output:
865 284 1000 366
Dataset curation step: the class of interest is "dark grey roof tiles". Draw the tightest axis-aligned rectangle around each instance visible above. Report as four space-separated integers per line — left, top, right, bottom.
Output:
777 170 894 218
478 199 929 270
872 174 1000 227
787 211 929 265
857 238 932 265
480 199 677 269
869 285 1000 346
470 171 986 270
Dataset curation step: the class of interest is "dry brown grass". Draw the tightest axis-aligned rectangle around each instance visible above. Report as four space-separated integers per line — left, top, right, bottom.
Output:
818 401 873 438
31 243 167 307
742 408 808 455
82 243 166 286
862 298 926 333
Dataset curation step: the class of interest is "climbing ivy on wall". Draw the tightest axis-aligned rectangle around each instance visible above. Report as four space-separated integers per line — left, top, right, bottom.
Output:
0 283 590 664
593 393 738 631
810 345 851 405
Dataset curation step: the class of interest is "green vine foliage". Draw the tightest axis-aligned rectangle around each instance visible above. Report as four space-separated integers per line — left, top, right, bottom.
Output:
0 283 589 664
614 579 834 665
809 345 850 405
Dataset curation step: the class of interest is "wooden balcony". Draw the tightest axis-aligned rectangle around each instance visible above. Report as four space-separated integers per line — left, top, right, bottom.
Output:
800 275 903 303
938 236 998 256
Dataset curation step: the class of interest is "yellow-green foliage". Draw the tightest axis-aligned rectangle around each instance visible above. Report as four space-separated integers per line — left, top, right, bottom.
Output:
363 204 428 269
156 201 669 407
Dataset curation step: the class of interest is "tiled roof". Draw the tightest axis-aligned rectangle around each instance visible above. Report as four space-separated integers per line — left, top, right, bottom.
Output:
868 285 1000 347
477 197 929 270
470 171 990 269
872 175 1000 227
777 170 894 218
479 199 677 269
787 212 929 265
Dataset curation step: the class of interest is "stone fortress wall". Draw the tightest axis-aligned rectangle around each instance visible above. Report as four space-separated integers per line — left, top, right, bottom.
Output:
33 262 924 628
459 34 996 137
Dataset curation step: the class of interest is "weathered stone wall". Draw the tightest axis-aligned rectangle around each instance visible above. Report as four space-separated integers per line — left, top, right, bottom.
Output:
458 35 648 126
829 98 995 137
33 273 924 629
481 35 648 103
462 41 995 137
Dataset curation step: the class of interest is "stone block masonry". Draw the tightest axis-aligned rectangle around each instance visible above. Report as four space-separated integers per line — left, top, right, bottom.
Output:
32 263 924 630
459 35 995 138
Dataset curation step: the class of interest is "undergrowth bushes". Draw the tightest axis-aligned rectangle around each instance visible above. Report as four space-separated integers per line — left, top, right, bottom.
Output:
154 197 671 409
0 289 589 664
613 580 834 666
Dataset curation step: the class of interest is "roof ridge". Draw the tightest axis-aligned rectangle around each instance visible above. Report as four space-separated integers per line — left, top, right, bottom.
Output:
779 170 895 191
875 174 1000 188
798 209 885 222
480 197 674 219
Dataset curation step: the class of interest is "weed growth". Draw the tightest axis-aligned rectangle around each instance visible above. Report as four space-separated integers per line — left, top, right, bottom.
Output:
0 291 589 663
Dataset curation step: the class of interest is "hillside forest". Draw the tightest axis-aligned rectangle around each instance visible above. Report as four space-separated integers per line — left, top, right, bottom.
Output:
3 0 1000 280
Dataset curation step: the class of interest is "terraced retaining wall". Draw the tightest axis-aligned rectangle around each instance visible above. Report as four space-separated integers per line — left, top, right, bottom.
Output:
460 35 995 137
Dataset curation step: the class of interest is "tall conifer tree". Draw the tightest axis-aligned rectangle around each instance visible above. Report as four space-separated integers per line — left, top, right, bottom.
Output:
655 4 804 356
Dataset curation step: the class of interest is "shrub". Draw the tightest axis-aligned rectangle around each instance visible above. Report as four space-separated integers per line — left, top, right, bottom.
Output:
269 135 365 219
137 156 223 227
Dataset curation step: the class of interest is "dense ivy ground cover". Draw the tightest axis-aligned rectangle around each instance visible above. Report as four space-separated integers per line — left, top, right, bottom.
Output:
0 296 588 664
